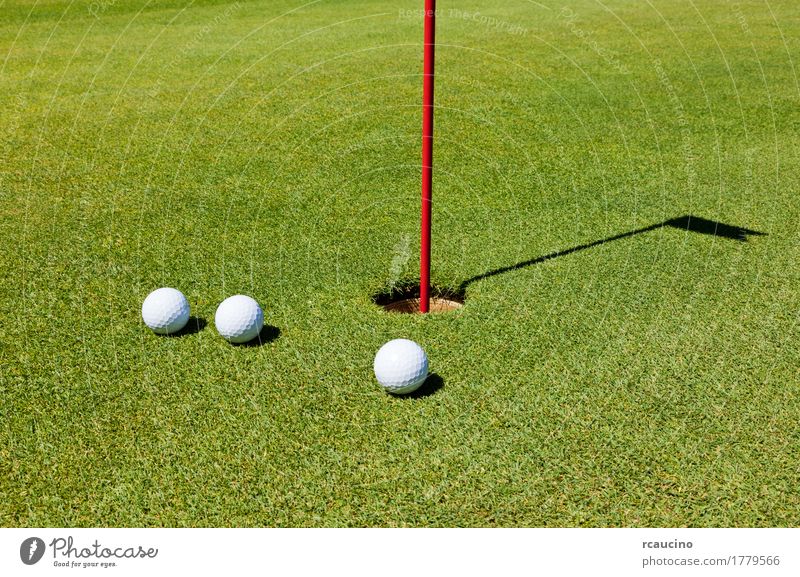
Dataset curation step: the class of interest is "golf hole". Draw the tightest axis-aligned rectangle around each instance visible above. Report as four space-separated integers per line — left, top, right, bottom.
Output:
373 283 464 314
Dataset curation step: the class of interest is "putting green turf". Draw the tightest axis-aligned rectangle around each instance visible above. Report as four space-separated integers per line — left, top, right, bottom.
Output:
1 0 799 527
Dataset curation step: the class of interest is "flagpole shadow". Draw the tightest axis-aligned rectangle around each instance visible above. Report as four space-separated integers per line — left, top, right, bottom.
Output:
459 215 766 293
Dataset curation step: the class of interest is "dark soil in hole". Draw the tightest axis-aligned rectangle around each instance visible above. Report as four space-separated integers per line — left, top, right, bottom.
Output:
373 282 465 314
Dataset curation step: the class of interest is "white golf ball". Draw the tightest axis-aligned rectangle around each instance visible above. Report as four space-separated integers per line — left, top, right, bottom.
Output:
141 287 190 335
214 294 264 343
373 339 429 395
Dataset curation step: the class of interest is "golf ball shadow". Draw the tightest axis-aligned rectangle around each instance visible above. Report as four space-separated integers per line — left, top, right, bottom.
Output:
389 373 444 399
229 324 281 347
164 316 207 337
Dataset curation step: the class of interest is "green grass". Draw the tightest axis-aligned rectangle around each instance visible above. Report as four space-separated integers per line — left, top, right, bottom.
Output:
1 0 799 527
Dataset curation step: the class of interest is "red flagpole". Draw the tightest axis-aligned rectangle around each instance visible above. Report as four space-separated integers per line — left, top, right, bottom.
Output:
420 0 435 313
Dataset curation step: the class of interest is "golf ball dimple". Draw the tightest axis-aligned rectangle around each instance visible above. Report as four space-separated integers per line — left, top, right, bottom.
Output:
214 294 264 344
141 287 190 335
373 339 429 395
